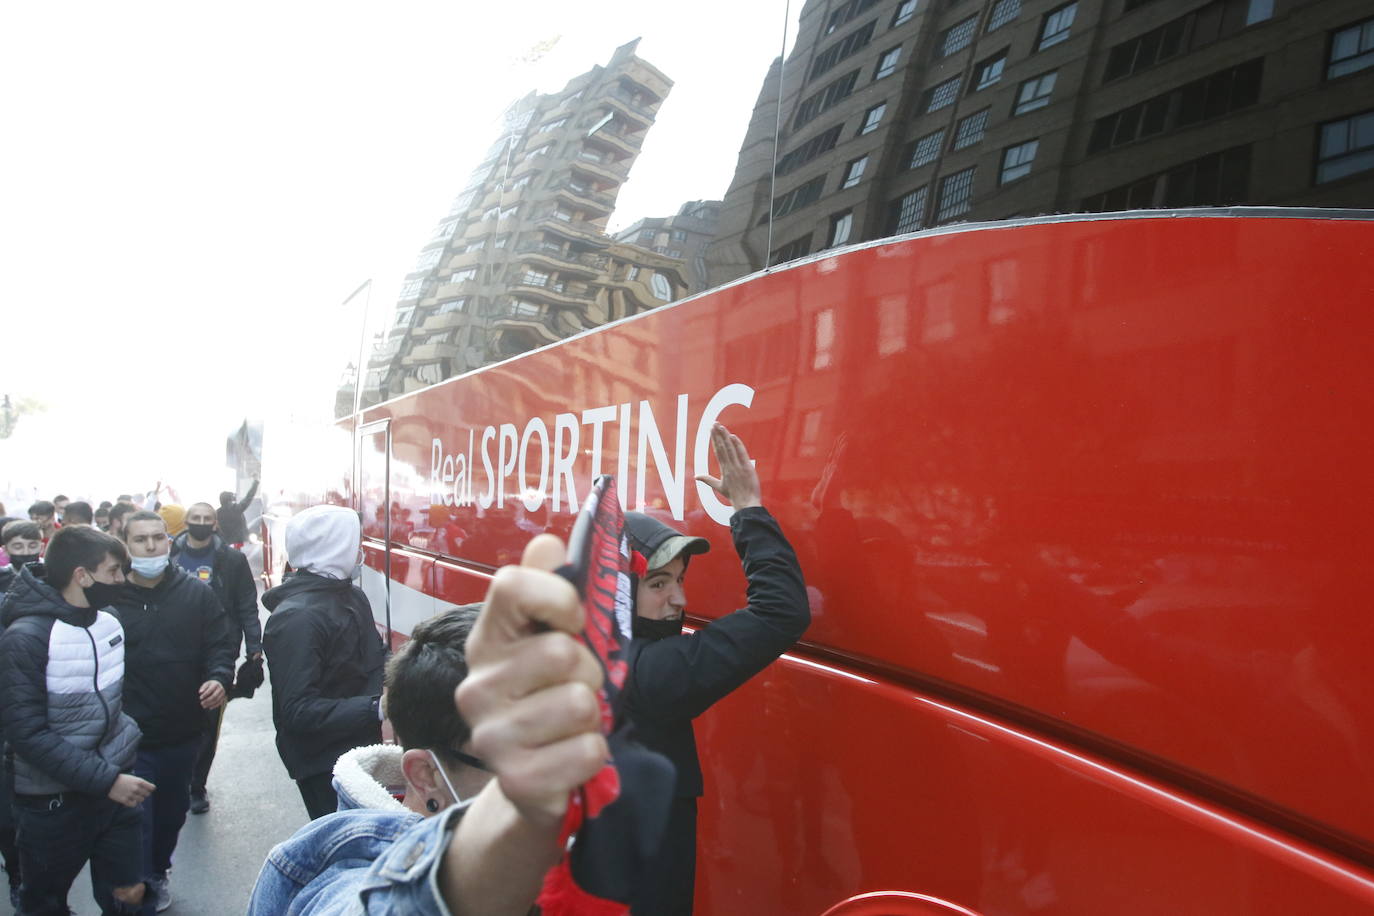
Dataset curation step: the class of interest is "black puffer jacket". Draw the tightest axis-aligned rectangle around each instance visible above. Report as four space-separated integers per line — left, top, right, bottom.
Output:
171 532 263 657
622 506 809 916
262 572 384 780
108 565 236 749
0 567 142 796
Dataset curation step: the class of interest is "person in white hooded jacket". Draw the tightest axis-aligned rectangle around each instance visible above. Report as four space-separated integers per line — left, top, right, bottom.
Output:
262 505 386 819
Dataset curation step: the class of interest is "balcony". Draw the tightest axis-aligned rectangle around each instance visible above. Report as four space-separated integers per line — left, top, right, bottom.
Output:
507 278 595 308
513 243 606 276
535 214 610 247
603 90 658 126
407 341 459 363
493 311 559 346
411 310 467 336
552 181 616 213
584 129 640 160
570 155 629 185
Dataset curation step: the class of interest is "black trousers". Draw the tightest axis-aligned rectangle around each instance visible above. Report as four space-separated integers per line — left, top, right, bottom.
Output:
190 705 225 794
0 753 17 891
13 790 145 915
296 772 337 820
632 796 697 916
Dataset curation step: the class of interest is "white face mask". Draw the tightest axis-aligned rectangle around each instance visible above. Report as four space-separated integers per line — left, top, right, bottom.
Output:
130 553 170 578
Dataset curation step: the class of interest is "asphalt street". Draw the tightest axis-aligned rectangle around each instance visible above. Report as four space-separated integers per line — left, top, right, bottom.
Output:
5 602 312 916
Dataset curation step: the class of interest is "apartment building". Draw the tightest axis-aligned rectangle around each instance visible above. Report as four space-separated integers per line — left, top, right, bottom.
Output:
706 0 1374 285
613 199 723 294
356 40 687 410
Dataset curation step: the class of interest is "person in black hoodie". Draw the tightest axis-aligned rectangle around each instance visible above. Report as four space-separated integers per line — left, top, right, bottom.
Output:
170 502 264 815
0 525 153 915
109 511 235 913
262 504 385 820
621 423 810 916
216 479 259 547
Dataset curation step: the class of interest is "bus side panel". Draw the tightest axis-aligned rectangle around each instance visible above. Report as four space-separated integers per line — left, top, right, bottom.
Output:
694 654 1374 916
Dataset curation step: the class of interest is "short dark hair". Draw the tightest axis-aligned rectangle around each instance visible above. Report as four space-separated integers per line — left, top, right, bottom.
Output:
219 491 235 507
384 604 481 756
29 500 55 518
45 526 128 591
108 504 135 527
98 501 113 511
120 510 164 540
64 501 94 525
52 495 68 504
3 520 42 544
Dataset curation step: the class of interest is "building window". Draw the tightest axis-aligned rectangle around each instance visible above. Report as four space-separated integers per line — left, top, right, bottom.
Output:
651 274 673 301
1317 111 1374 184
908 130 945 168
1105 0 1268 83
1244 0 1272 25
451 267 478 284
438 298 467 314
986 0 1021 32
940 16 978 56
671 229 688 241
500 206 519 220
974 51 1007 90
522 269 551 287
1038 2 1077 50
829 211 854 247
826 0 880 35
1329 17 1374 80
638 229 656 243
554 208 574 222
937 167 975 221
1014 71 1057 114
776 124 844 176
1000 139 1039 183
843 155 869 188
874 46 902 79
483 206 500 221
813 310 835 369
394 306 415 326
771 233 813 264
859 102 887 134
399 279 424 301
512 300 541 318
510 175 531 190
1087 58 1263 155
809 20 877 81
890 186 928 233
414 249 443 270
953 109 990 149
431 220 457 241
1082 145 1251 210
537 118 567 133
773 175 827 218
795 71 861 129
628 266 641 281
925 76 961 112
464 240 486 253
494 235 510 249
893 0 918 26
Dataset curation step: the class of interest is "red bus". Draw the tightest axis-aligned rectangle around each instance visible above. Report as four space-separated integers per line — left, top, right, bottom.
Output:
261 3 1374 911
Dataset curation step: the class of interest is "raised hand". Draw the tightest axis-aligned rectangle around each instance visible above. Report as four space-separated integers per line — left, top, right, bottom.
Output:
694 423 762 511
455 534 607 828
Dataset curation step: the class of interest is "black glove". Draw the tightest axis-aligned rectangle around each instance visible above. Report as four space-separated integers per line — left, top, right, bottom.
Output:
230 656 265 699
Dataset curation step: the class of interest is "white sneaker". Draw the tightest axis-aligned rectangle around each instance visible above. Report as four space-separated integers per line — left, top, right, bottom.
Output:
146 873 171 912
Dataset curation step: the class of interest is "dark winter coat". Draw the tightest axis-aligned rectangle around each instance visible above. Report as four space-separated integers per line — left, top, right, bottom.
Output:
0 566 142 796
107 565 236 750
261 572 385 780
623 506 809 915
217 480 260 544
171 532 263 657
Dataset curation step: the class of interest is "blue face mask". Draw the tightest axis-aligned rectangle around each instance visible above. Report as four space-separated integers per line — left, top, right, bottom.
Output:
130 554 170 578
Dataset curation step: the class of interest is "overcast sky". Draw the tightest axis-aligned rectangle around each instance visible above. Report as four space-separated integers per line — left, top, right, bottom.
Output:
1 0 797 507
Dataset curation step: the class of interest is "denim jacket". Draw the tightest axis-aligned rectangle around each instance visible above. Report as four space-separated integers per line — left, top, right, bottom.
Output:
248 745 464 915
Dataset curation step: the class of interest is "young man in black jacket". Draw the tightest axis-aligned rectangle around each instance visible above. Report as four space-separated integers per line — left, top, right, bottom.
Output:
262 504 386 820
171 502 264 815
110 511 235 912
216 478 259 547
0 525 153 915
622 423 810 916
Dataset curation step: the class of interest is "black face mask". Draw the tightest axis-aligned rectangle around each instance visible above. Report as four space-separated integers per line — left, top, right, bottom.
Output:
632 615 683 641
8 553 40 570
82 580 124 610
186 523 216 542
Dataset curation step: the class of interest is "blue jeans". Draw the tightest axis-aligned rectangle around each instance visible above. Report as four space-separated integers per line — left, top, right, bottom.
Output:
12 790 145 915
133 739 200 881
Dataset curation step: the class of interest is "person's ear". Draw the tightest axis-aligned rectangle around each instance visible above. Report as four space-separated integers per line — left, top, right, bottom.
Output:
400 748 442 801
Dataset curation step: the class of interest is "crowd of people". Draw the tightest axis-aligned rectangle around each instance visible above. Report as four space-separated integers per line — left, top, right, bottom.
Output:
0 423 810 915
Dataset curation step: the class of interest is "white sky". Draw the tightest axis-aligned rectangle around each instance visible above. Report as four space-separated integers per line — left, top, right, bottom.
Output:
1 0 798 508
